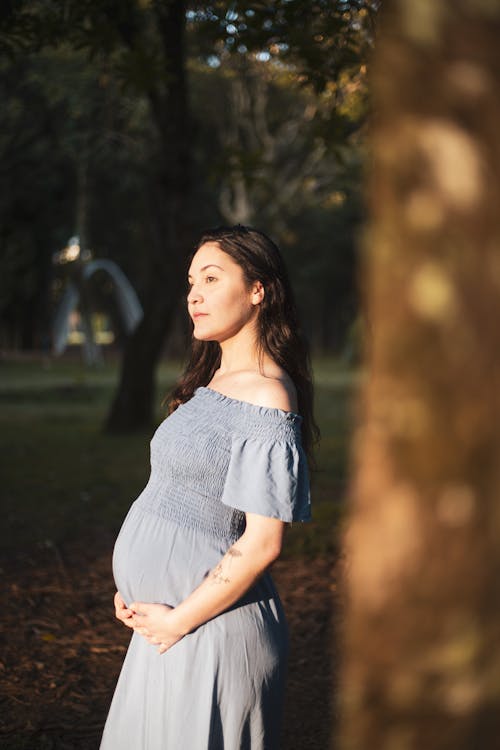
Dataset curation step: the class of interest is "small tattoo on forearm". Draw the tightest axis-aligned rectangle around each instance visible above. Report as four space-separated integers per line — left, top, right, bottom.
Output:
211 563 230 584
210 546 242 585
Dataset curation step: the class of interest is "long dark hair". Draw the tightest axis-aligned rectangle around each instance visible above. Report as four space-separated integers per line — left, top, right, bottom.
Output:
167 225 319 466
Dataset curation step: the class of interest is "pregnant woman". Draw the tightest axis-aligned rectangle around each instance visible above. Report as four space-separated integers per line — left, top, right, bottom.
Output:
100 225 317 749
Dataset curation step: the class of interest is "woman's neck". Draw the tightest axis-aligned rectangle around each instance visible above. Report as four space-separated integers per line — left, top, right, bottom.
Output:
218 327 262 375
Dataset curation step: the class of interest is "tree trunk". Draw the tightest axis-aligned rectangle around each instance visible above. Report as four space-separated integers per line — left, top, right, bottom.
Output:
105 0 193 432
340 2 500 748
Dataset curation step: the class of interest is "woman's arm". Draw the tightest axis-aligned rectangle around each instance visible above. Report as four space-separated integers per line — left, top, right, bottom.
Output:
128 512 285 653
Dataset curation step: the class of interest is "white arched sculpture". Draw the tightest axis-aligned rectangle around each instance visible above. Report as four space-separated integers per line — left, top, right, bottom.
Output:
52 258 143 361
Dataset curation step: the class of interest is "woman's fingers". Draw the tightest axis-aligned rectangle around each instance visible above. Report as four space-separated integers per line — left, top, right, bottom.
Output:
115 603 132 619
114 591 135 627
114 595 171 645
126 602 180 653
117 612 135 628
133 625 163 646
114 591 124 607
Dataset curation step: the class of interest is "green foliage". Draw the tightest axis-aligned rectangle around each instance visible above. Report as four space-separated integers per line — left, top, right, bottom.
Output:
0 0 375 354
187 1 376 93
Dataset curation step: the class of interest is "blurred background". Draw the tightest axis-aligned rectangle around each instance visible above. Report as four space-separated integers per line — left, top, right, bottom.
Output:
0 2 375 748
1 1 371 362
0 0 374 554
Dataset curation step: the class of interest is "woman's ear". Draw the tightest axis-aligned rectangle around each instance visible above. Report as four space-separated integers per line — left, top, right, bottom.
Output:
251 280 265 306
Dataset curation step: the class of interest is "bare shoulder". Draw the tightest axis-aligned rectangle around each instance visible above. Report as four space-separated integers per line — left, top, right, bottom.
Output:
251 374 298 413
209 367 298 412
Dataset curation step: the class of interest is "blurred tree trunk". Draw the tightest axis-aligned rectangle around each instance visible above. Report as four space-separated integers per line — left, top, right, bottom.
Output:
340 2 500 748
106 0 193 431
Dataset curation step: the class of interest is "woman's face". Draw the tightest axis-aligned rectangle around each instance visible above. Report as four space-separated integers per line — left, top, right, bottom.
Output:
187 242 263 343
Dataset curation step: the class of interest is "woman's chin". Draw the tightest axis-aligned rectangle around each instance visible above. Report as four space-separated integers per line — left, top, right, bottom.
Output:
192 330 218 342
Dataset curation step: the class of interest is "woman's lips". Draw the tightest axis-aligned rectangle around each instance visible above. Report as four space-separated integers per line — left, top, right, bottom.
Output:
192 313 208 319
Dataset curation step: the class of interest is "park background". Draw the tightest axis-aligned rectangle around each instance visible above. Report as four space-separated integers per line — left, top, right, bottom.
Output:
1 2 370 748
2 2 500 749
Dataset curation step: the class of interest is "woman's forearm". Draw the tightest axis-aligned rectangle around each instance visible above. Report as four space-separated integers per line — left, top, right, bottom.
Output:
169 518 284 636
128 515 285 649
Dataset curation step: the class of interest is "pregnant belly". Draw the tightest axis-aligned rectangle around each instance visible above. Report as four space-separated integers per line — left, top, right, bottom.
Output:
112 502 229 607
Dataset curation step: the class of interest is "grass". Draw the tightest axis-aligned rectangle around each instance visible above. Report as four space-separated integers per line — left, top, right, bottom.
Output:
0 356 358 559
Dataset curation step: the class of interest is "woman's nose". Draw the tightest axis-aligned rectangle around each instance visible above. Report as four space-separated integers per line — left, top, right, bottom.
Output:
187 285 203 304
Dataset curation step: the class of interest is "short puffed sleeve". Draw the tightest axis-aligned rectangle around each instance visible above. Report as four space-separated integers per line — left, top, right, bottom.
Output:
220 431 311 522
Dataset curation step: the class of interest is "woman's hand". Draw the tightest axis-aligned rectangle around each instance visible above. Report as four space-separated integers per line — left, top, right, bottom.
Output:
129 601 183 654
114 591 135 629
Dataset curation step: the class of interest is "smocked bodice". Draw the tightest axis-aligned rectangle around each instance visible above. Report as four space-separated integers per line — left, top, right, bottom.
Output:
134 387 310 544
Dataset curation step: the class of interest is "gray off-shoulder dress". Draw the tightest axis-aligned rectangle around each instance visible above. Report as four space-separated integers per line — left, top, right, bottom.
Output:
100 386 310 750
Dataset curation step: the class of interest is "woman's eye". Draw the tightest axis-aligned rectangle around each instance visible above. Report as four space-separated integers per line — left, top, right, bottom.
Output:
206 276 217 283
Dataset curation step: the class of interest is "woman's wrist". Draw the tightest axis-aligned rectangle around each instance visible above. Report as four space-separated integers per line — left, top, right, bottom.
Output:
167 606 192 638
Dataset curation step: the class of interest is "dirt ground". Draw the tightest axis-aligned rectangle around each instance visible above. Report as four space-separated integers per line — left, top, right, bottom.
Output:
0 540 339 750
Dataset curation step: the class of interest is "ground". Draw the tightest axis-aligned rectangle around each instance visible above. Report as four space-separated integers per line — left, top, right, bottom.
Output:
0 540 339 750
